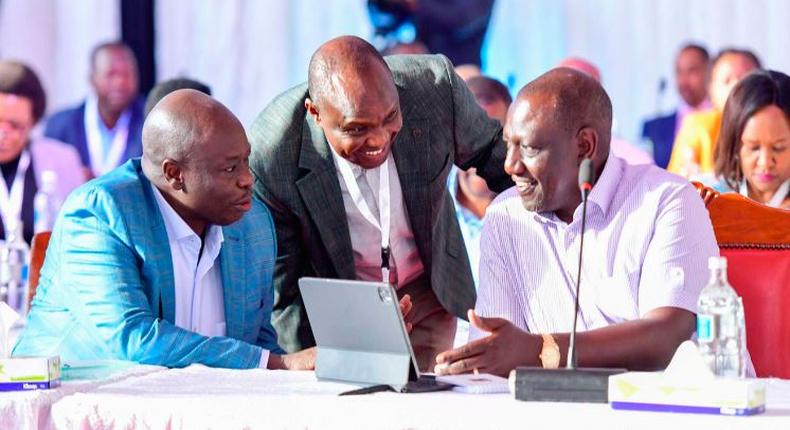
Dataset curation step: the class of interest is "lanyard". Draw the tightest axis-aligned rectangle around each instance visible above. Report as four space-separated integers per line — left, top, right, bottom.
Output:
84 96 131 176
336 156 391 283
740 179 790 208
0 150 30 234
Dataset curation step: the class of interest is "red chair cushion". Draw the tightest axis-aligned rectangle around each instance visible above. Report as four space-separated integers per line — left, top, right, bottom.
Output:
721 248 790 378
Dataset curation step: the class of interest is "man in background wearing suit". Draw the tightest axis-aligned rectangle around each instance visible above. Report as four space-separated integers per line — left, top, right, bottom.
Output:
641 44 711 169
15 90 314 370
249 36 511 370
44 42 145 181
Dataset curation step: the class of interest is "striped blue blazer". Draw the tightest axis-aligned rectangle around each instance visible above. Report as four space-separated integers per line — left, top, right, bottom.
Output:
14 159 283 368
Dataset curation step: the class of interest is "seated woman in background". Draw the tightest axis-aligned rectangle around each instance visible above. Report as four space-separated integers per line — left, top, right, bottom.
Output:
0 61 85 243
714 70 790 209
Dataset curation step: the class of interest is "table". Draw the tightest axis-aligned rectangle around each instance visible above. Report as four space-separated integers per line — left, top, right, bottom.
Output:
0 362 163 429
47 365 790 429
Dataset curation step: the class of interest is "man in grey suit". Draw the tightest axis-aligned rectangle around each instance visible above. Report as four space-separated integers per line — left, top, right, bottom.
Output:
249 36 511 370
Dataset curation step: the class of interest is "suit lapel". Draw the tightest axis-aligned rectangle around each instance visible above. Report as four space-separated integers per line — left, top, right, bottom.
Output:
220 226 246 340
390 84 433 269
296 115 356 279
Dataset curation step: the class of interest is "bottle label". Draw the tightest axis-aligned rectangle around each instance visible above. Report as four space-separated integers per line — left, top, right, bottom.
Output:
697 314 714 342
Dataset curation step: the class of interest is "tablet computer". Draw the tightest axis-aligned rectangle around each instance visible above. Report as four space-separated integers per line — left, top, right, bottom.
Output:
299 277 450 393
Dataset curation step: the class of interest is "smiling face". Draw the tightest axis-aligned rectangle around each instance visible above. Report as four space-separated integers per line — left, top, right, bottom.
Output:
306 60 402 169
503 94 585 221
738 104 790 202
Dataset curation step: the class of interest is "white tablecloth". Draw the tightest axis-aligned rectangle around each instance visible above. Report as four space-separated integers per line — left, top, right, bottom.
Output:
0 362 164 429
47 365 790 429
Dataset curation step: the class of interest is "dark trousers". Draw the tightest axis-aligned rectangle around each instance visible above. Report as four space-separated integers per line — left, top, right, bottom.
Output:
397 275 457 372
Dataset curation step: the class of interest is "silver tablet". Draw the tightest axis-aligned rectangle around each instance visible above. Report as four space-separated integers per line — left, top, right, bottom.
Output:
299 277 420 388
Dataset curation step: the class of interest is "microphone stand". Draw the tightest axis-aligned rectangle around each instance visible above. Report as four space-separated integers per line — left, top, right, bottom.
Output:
512 159 626 404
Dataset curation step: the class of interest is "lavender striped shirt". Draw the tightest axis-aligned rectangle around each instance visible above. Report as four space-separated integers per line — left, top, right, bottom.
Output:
472 155 719 339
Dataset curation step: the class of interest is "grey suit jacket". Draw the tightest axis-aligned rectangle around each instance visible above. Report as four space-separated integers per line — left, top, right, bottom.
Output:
249 54 512 352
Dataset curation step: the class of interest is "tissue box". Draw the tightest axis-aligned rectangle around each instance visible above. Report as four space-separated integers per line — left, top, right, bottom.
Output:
0 356 61 391
609 372 765 416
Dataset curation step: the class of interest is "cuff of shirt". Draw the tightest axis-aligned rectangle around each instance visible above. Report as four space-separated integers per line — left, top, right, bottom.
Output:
258 349 270 369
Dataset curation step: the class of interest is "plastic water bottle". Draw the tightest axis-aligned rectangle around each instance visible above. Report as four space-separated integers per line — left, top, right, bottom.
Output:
696 256 744 378
33 170 60 233
0 219 30 316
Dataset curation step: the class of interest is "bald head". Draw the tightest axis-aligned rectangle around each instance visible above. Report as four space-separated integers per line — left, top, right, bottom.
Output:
142 89 243 181
307 36 393 111
514 67 612 162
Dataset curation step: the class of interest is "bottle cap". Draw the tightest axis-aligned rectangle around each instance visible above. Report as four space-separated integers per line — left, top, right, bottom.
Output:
708 256 727 270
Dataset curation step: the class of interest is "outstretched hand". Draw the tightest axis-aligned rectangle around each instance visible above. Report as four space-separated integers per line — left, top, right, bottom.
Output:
433 309 540 377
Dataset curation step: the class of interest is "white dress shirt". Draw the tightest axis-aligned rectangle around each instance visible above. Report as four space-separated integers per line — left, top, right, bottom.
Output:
330 149 424 287
152 185 270 368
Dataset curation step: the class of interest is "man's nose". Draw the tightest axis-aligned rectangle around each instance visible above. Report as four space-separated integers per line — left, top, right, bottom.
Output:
504 145 524 176
239 166 254 188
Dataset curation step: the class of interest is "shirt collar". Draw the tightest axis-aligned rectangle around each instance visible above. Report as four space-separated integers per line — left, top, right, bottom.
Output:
586 152 623 218
150 183 224 246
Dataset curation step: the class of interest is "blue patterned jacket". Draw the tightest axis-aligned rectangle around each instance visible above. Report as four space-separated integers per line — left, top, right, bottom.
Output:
14 159 284 368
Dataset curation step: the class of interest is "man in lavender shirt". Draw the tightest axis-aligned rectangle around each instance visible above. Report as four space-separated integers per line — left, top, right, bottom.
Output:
435 68 719 377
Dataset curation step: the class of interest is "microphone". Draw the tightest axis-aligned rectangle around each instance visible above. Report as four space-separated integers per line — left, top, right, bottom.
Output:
567 158 595 370
511 158 626 404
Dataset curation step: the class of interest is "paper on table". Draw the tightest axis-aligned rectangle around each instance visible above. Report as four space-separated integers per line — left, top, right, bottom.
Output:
436 373 510 394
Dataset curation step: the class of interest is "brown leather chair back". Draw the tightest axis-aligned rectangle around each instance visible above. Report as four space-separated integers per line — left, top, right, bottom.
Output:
28 231 51 306
692 182 790 378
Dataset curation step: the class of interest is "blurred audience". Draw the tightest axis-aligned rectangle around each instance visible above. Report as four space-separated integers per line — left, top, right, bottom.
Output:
144 77 212 117
0 61 83 243
382 40 430 56
667 48 761 178
642 44 711 168
714 70 790 209
558 57 654 165
369 0 495 66
45 41 144 180
454 64 482 81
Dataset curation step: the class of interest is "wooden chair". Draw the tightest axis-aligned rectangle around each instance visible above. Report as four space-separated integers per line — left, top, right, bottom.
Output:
692 182 790 378
28 231 51 306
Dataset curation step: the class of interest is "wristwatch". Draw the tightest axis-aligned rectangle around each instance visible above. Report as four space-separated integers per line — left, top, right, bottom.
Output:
539 333 561 369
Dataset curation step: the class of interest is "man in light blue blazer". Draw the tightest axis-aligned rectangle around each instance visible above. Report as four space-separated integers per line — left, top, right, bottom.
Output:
14 90 315 370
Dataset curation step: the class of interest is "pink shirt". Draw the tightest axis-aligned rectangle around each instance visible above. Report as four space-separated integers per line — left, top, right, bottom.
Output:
472 155 719 339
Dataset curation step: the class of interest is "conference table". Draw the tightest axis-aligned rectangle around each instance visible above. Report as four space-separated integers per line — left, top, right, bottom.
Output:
3 364 790 429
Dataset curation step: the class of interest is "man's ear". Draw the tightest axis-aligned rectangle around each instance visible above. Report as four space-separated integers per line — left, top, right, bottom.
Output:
305 98 320 123
576 126 598 162
162 159 185 191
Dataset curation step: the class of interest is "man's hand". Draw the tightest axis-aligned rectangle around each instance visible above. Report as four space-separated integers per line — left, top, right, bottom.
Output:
433 310 540 377
267 347 316 370
399 294 413 333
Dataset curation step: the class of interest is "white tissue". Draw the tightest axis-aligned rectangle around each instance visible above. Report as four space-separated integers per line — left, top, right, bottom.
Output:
0 301 20 358
663 340 715 383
